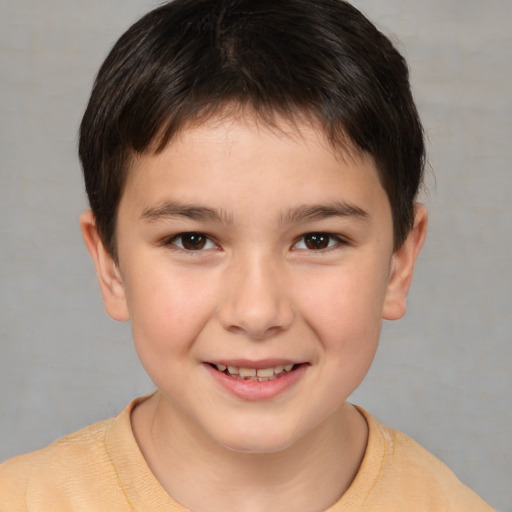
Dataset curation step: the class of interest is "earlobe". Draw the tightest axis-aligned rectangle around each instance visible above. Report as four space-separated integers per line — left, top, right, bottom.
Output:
382 205 428 321
79 210 130 322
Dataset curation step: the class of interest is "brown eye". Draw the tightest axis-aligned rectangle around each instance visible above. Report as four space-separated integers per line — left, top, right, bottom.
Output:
303 233 331 250
179 233 208 250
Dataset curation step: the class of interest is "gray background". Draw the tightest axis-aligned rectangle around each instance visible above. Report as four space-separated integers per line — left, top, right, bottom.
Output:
0 1 510 510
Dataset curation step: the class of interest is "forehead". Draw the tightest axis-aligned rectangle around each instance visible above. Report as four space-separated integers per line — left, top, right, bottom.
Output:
121 113 390 224
147 106 368 170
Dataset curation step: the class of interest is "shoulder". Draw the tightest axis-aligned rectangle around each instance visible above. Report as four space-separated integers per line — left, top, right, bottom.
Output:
0 394 183 512
378 422 479 504
0 411 128 511
334 407 496 512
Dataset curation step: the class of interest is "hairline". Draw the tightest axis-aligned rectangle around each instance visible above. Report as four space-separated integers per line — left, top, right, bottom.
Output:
107 103 394 263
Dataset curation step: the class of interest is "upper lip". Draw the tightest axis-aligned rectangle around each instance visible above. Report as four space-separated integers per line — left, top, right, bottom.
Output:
206 359 304 369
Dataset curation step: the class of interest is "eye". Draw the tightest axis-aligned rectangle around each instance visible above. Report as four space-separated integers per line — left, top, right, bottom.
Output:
294 233 344 251
166 232 217 251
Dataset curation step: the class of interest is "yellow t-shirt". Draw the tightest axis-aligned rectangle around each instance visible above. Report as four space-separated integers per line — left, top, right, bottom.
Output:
0 396 495 511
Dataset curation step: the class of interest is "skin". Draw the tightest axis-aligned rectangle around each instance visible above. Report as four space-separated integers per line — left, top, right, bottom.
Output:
81 113 427 512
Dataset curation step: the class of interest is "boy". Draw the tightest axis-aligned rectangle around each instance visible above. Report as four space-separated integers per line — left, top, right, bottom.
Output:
0 0 495 510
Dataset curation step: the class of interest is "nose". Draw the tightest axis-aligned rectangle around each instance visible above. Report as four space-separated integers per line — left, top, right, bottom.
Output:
217 252 294 340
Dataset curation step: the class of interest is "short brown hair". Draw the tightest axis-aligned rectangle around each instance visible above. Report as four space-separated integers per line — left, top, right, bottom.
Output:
79 0 425 259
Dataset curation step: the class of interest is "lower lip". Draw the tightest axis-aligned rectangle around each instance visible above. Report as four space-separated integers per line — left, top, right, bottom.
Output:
204 364 307 401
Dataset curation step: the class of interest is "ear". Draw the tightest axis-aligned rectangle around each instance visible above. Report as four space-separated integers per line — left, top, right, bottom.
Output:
80 210 130 321
382 205 428 321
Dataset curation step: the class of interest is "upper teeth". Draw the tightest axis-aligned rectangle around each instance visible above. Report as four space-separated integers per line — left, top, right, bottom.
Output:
215 364 295 380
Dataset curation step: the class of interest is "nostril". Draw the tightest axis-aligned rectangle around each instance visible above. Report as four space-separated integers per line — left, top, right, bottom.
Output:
235 324 285 341
216 276 294 339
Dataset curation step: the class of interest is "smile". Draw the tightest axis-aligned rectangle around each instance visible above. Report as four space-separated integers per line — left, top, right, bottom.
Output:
205 361 308 401
210 363 300 381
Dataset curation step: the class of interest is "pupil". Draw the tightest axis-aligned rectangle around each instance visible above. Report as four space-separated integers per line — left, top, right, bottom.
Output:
305 233 329 250
182 233 206 250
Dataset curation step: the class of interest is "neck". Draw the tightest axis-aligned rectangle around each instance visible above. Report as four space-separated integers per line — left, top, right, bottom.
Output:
132 392 368 512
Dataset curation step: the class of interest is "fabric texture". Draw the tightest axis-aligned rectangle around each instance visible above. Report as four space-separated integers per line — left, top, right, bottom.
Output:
0 396 495 512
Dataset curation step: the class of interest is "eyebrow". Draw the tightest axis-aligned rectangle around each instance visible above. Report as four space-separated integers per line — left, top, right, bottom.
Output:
141 199 369 225
140 200 232 224
281 202 370 224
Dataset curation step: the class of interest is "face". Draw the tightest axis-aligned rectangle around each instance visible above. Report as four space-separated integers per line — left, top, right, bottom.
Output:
82 114 426 454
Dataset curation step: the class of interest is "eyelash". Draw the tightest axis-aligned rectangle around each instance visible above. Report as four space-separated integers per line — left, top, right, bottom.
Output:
293 233 348 251
162 232 347 252
163 232 218 251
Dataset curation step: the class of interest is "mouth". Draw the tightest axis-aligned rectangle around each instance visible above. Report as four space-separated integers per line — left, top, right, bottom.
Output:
208 363 303 382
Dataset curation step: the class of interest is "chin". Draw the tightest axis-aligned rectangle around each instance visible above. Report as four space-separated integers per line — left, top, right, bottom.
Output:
212 422 302 455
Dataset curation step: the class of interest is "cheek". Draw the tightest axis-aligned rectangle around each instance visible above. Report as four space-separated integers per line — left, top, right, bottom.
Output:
300 264 387 336
297 262 388 382
124 267 218 360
